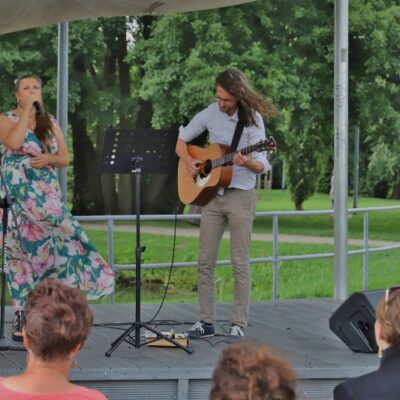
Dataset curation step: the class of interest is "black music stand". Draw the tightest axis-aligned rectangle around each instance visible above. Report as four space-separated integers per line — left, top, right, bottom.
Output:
101 128 192 355
0 159 26 352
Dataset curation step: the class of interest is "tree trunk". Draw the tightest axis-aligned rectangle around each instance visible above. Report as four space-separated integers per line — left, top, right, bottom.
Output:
391 178 400 200
294 202 303 211
70 112 105 214
99 17 136 214
70 53 105 215
96 127 118 214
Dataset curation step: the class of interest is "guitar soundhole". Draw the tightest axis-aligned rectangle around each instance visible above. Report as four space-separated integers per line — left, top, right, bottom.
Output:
202 159 212 176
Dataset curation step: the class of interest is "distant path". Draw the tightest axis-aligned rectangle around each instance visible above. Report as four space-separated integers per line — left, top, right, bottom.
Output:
82 223 399 247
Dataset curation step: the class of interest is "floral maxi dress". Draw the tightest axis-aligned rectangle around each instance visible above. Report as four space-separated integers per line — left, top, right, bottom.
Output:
0 112 114 310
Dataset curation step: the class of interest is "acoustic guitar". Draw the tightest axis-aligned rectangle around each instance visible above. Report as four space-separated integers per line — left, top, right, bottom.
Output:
178 136 277 206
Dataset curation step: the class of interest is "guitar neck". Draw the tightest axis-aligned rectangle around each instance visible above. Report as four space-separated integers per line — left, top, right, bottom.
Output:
212 143 259 169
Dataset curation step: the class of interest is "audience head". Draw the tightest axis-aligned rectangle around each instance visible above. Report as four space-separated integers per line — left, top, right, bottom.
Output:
210 342 297 400
375 286 400 349
23 279 93 361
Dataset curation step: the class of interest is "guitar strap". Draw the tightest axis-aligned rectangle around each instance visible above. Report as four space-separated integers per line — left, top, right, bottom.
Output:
229 120 245 152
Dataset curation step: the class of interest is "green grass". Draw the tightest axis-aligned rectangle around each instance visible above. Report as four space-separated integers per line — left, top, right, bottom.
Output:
84 229 400 304
253 190 400 240
79 190 400 303
6 190 397 306
136 190 400 240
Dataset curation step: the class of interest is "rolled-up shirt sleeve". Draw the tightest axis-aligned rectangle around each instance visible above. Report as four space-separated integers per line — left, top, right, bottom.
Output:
249 115 270 174
254 152 271 174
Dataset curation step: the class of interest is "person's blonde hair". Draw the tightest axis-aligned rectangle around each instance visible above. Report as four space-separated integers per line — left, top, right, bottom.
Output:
376 289 400 348
210 342 297 400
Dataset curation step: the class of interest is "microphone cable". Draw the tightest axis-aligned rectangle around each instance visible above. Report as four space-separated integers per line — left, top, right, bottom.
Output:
93 211 180 330
146 210 179 324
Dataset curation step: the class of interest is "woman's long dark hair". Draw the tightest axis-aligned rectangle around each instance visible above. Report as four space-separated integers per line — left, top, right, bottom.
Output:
15 74 54 143
215 69 277 127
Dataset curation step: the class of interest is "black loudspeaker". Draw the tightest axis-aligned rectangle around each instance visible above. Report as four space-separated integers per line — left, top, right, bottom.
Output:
329 290 384 353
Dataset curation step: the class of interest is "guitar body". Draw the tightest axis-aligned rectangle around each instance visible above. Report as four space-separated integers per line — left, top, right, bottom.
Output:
177 136 276 206
178 143 232 206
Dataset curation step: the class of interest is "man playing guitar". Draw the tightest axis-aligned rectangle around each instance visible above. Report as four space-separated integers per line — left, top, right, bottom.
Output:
175 68 276 342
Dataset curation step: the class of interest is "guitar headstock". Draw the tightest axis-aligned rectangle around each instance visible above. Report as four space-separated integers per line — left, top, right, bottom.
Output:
254 136 277 153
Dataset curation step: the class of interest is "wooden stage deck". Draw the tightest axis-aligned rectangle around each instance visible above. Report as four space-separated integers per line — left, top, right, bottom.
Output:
0 299 379 400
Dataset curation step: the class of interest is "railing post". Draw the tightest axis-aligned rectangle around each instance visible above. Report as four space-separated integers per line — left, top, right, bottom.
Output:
272 214 279 300
108 219 115 303
363 211 369 290
56 22 68 203
333 0 349 301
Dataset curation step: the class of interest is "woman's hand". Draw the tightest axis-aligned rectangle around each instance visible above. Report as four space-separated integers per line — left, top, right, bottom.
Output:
30 153 54 169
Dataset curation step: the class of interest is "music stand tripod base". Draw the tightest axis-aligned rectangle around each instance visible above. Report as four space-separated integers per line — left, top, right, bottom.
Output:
105 321 192 356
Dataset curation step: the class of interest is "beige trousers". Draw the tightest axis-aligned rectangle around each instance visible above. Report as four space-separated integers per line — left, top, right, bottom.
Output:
197 188 257 327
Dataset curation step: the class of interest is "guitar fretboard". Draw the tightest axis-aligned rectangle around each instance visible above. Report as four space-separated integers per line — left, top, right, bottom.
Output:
211 143 262 169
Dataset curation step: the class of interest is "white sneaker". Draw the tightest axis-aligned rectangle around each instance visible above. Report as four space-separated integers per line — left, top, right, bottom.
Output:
225 324 244 343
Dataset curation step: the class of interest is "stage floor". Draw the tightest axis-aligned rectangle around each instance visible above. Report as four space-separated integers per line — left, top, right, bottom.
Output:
0 299 379 400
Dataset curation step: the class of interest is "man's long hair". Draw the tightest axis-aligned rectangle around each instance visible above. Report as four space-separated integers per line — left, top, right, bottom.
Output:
215 69 277 127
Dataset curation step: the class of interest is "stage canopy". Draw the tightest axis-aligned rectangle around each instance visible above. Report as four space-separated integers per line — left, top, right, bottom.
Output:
0 0 254 34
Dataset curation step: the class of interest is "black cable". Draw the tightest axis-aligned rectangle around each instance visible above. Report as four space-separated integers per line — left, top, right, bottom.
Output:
93 208 248 340
93 214 180 332
146 212 178 323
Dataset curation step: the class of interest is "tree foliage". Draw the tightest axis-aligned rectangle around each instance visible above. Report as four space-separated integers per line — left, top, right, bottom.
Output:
1 0 399 213
132 0 334 209
349 0 400 198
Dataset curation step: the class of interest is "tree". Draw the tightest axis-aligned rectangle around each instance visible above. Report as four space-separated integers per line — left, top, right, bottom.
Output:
0 27 59 116
349 1 400 199
2 0 399 213
68 18 140 214
133 0 335 210
68 20 105 214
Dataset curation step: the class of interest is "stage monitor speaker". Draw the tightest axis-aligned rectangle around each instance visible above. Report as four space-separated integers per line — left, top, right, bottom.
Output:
329 290 384 353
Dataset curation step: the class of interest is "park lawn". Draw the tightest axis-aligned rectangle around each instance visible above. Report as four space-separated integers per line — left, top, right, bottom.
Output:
136 190 400 241
86 228 400 304
252 190 400 241
82 190 400 304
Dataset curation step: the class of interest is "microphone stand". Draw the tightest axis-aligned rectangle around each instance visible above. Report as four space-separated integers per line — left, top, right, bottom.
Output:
0 156 25 351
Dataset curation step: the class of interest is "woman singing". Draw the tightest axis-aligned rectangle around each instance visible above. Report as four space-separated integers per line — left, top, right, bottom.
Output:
0 74 114 342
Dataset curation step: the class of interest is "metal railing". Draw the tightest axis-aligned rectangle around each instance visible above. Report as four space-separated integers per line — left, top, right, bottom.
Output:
76 205 400 301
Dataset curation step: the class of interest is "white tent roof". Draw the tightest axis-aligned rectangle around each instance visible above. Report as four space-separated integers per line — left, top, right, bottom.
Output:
0 0 254 34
